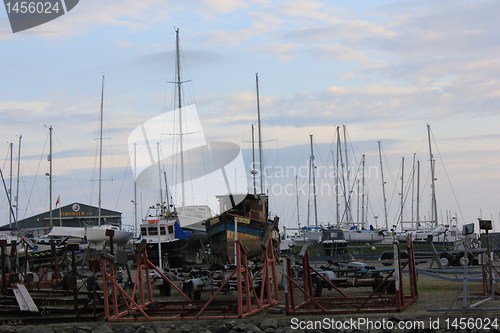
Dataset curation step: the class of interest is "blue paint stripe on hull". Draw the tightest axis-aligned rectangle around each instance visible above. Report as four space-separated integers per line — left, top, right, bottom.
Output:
208 222 267 238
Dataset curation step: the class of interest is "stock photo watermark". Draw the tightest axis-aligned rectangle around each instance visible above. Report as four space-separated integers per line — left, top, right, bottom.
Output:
249 161 380 197
3 0 79 33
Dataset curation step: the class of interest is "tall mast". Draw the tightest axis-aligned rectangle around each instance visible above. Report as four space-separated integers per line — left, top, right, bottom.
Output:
48 126 53 228
338 127 347 224
427 124 438 227
255 73 264 194
378 141 388 231
175 28 186 207
361 154 366 228
400 157 405 229
343 125 350 223
0 166 15 226
411 153 416 229
307 151 311 228
334 137 340 225
251 124 257 195
295 175 300 229
15 135 21 229
356 179 360 227
8 142 12 228
416 160 421 224
309 135 318 227
98 76 104 226
133 143 138 236
164 171 170 208
157 142 163 208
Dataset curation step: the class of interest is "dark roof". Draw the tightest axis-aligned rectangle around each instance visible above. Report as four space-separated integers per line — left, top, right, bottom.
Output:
0 202 122 230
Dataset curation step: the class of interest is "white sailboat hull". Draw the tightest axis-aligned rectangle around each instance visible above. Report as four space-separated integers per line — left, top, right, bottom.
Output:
343 230 384 243
86 225 133 244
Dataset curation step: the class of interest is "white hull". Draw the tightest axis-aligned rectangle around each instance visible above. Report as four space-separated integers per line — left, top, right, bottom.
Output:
395 224 451 243
343 230 384 243
85 225 133 245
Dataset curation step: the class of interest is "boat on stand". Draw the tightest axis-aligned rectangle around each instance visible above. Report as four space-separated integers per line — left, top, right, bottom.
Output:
205 193 279 263
138 202 198 268
130 29 232 267
205 74 280 263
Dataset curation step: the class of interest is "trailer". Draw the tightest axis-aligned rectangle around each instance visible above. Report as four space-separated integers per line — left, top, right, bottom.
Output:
291 260 397 297
177 262 268 300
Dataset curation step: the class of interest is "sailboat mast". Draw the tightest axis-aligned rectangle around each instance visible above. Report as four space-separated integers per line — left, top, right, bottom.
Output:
377 141 388 231
343 125 350 223
295 175 300 229
416 160 421 223
356 179 360 227
157 142 163 208
15 135 21 228
0 165 15 226
134 143 138 236
399 157 404 228
361 154 366 228
307 154 311 228
338 127 347 224
98 76 104 226
427 124 438 227
255 73 264 194
49 126 53 228
411 153 416 229
8 142 12 228
251 124 257 195
309 135 318 227
164 171 170 209
175 28 186 207
334 138 340 225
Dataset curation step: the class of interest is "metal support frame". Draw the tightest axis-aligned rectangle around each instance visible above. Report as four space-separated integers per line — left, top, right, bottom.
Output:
0 240 101 321
0 240 74 290
430 220 500 312
285 235 418 314
464 223 499 309
101 237 279 321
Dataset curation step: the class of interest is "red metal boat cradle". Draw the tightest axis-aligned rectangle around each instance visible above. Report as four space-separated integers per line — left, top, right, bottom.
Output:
101 237 280 321
284 235 418 315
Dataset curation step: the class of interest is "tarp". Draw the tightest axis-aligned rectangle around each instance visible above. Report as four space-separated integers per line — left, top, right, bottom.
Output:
47 226 85 239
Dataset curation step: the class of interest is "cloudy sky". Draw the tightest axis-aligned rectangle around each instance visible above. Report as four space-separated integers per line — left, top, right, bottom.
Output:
1 0 499 232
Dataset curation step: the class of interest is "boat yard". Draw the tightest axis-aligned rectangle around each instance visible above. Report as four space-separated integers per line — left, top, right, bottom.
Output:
2 2 500 331
0 220 498 330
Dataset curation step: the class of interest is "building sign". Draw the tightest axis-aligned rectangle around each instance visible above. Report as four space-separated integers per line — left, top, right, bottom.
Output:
61 210 90 217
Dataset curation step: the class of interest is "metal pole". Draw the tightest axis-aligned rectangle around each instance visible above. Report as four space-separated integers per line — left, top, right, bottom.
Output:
462 233 469 308
15 135 21 227
400 157 404 228
256 73 264 194
98 76 104 226
48 127 53 228
295 175 300 230
416 160 420 223
427 124 438 227
361 154 365 228
175 28 185 207
251 124 256 195
378 141 388 231
8 142 12 228
486 229 494 298
157 142 163 206
310 135 318 227
343 125 350 223
134 143 138 236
